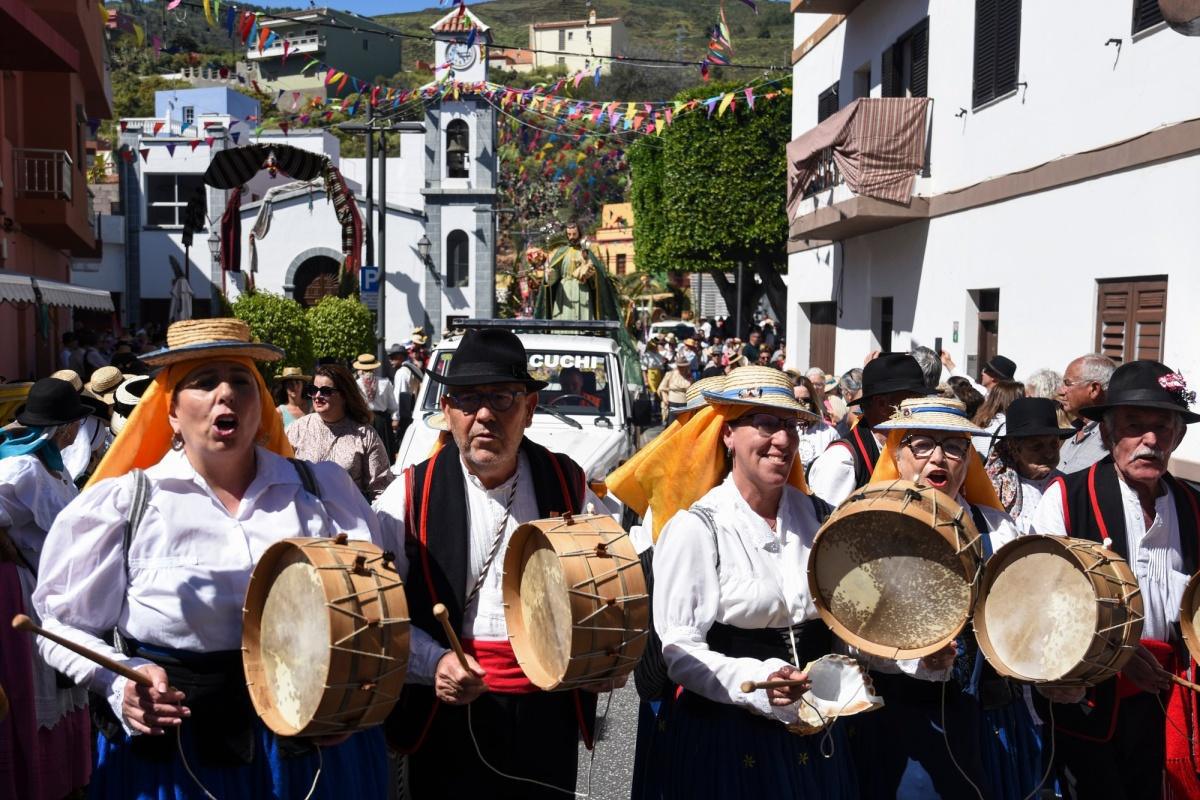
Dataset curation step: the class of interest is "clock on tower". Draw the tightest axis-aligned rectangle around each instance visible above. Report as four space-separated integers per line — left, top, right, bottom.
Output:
430 6 491 84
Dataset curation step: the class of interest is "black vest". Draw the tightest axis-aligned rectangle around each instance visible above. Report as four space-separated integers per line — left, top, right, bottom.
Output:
385 438 592 752
828 422 880 487
1043 457 1200 742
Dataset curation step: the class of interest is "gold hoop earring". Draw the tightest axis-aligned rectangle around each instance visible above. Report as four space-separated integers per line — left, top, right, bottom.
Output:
171 432 184 451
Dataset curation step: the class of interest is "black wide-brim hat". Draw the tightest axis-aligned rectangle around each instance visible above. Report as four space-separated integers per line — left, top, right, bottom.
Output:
983 355 1017 381
427 328 548 391
855 353 928 406
16 377 94 428
998 397 1075 439
1080 359 1200 424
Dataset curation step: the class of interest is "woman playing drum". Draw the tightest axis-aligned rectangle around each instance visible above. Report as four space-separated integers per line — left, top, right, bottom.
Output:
649 366 857 799
852 396 1039 800
31 319 389 799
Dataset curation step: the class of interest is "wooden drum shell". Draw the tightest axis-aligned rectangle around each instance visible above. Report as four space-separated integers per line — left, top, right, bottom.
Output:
502 514 649 691
974 536 1143 687
808 480 984 660
242 537 410 737
1182 571 1200 664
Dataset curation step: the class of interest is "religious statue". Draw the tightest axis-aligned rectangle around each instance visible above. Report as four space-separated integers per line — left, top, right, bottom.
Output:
168 256 194 322
539 222 605 321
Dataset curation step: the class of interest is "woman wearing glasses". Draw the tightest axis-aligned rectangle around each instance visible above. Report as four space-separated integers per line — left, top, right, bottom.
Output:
287 363 394 501
851 397 1042 800
792 375 838 470
649 366 857 799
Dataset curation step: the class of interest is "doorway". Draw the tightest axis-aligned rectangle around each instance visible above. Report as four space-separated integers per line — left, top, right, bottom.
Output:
808 301 837 373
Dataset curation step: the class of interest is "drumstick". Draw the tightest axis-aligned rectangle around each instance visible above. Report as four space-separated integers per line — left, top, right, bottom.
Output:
1172 674 1200 694
431 603 471 671
740 678 811 693
12 614 153 688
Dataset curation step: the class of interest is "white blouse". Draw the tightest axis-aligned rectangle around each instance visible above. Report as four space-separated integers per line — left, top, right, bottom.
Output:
652 475 822 723
32 446 381 732
1032 478 1185 643
373 452 607 684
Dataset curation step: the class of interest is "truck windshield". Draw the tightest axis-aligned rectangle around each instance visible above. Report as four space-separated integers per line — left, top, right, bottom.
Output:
422 350 615 416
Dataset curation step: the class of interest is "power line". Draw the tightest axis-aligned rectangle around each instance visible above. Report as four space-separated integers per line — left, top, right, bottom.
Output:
139 0 792 73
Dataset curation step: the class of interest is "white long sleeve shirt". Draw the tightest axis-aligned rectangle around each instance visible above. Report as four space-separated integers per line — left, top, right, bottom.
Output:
373 451 607 684
652 476 822 724
807 440 862 507
1031 477 1185 643
32 447 381 733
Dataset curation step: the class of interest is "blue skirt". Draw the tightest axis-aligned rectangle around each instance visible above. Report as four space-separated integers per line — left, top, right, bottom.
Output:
978 690 1047 800
631 698 671 800
658 691 857 800
89 720 388 800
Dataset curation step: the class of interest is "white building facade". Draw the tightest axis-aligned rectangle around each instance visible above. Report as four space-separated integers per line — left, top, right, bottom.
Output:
529 14 628 74
785 0 1200 476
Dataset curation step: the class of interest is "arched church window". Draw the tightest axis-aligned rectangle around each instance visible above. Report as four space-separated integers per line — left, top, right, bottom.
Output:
446 230 470 288
446 120 470 179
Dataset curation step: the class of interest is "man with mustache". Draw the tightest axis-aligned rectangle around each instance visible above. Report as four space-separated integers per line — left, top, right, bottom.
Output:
374 328 609 798
1031 359 1200 799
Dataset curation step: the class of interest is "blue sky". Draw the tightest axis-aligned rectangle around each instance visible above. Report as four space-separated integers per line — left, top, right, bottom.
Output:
274 1 493 15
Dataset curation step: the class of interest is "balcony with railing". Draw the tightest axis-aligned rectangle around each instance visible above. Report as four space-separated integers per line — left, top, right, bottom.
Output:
246 35 326 60
13 148 95 254
787 97 933 249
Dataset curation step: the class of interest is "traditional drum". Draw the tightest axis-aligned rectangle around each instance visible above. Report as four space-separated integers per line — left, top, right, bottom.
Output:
502 513 649 691
974 536 1143 686
808 480 983 659
242 534 410 737
1182 571 1200 663
787 654 884 736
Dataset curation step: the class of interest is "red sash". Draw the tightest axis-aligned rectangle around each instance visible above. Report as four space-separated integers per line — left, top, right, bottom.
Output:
461 638 538 694
1118 639 1200 798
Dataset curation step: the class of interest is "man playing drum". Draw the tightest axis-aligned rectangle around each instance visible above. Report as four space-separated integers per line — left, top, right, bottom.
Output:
808 353 927 507
1030 360 1200 799
375 328 611 799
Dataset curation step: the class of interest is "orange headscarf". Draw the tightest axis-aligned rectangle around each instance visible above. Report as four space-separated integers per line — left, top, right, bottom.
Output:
86 355 292 488
869 429 1003 511
606 403 811 542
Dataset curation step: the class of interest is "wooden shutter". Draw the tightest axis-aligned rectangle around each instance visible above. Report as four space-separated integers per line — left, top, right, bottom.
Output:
909 20 929 98
817 82 840 123
1095 277 1168 363
881 45 897 98
809 302 838 374
973 0 1021 108
1133 0 1165 33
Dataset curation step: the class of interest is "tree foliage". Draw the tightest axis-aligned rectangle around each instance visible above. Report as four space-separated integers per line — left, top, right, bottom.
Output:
628 80 792 331
305 296 376 363
231 291 313 380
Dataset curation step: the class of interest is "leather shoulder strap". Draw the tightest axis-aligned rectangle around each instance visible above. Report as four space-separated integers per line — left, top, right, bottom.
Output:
288 458 321 501
123 469 150 580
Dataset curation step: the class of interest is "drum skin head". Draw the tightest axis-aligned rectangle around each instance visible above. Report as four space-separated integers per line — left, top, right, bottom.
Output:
811 504 974 659
517 542 574 686
979 551 1095 681
1182 571 1200 664
260 561 332 731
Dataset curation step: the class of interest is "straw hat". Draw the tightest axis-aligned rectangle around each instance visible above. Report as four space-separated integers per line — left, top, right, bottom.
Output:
875 396 988 435
353 353 382 371
84 366 124 405
110 374 152 435
140 319 283 367
681 375 726 413
276 366 312 384
411 327 429 345
702 366 817 419
50 369 83 393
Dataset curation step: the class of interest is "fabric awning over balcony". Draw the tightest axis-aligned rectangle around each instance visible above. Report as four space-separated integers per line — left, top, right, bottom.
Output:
787 97 931 221
0 272 113 312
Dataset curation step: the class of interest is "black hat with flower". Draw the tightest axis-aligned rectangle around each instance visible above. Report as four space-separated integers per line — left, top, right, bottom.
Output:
1079 359 1200 424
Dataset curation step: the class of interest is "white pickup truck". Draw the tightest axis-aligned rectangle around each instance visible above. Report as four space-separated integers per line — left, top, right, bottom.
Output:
393 320 652 519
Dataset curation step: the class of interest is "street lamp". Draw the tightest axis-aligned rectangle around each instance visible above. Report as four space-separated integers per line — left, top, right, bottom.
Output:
417 234 431 265
208 229 222 299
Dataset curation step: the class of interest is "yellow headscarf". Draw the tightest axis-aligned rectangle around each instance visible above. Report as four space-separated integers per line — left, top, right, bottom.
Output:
86 355 292 488
870 429 1003 511
606 403 811 542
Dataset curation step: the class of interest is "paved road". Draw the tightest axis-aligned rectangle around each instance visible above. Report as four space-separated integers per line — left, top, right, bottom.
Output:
577 683 640 799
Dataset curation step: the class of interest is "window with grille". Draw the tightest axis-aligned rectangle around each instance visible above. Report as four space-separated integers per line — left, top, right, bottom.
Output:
1095 277 1167 363
1132 0 1165 33
446 230 470 288
182 107 195 127
972 0 1021 108
817 82 840 123
882 18 929 98
616 253 627 276
146 173 207 228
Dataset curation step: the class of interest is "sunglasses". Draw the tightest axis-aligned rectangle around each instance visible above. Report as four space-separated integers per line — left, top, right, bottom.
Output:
446 390 528 415
901 434 973 460
305 385 339 399
730 413 802 437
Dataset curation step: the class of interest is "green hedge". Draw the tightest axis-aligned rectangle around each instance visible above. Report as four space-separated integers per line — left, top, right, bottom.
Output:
230 291 313 381
306 296 376 364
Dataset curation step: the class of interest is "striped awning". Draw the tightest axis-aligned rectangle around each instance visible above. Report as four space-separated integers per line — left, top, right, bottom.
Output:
0 273 37 305
205 143 329 189
34 278 114 312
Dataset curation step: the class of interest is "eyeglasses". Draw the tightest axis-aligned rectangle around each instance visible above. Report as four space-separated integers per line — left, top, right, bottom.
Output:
1060 377 1091 389
305 385 338 399
730 413 802 437
446 390 528 414
901 434 973 460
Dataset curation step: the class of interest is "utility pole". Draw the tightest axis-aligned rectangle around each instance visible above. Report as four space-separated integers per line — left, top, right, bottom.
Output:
364 102 374 266
735 260 745 339
376 127 387 358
